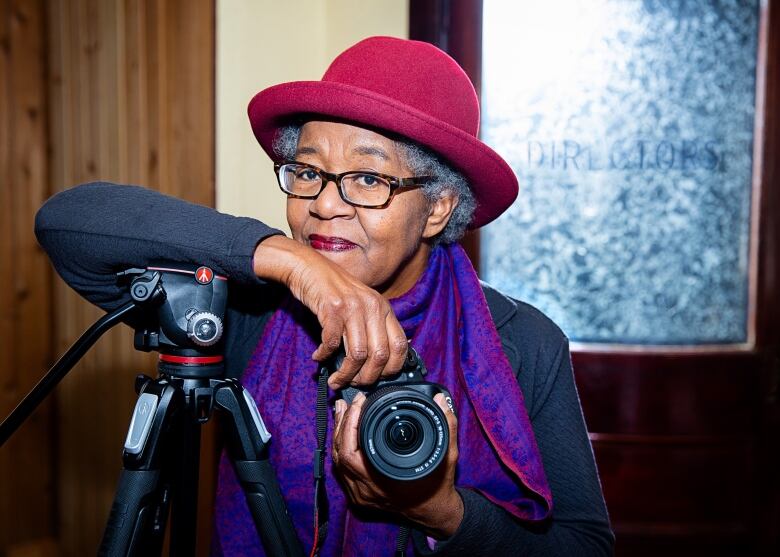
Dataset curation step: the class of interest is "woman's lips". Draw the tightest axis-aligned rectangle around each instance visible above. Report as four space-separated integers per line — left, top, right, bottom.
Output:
309 234 358 252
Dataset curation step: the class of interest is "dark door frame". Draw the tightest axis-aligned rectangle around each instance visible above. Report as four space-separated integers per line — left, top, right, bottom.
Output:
410 1 779 554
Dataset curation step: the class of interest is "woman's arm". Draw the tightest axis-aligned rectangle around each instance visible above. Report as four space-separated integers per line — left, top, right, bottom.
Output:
36 182 408 384
411 307 614 556
35 182 282 311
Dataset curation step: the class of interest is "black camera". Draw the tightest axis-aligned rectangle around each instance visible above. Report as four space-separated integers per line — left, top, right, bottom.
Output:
332 347 454 481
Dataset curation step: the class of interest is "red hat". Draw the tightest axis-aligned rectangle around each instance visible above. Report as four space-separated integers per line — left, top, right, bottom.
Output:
247 36 518 229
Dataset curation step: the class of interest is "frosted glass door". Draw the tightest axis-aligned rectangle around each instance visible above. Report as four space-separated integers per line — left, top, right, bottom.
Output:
481 0 760 345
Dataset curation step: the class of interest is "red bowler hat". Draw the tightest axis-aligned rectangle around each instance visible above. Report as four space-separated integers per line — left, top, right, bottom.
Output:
247 36 518 229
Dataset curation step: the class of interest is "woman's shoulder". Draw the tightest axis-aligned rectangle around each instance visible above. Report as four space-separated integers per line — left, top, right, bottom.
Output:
480 281 572 418
480 280 569 350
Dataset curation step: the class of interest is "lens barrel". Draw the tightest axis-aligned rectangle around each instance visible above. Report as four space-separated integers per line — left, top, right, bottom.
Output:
358 385 449 481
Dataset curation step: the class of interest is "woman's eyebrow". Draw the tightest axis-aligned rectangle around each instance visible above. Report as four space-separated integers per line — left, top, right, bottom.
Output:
353 145 390 160
296 145 318 156
295 144 390 160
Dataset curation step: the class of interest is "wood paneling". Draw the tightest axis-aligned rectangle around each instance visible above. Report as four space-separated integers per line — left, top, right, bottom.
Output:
43 1 215 555
575 351 763 554
0 0 55 552
2 1 216 554
574 353 762 436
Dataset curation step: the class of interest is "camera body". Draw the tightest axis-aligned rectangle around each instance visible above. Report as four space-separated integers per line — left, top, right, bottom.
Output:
332 348 454 481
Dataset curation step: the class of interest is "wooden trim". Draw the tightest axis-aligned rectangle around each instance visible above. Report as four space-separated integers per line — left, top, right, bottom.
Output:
754 0 780 551
409 0 483 271
589 433 753 446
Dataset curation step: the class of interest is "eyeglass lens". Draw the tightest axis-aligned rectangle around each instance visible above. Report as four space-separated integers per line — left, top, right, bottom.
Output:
279 163 392 206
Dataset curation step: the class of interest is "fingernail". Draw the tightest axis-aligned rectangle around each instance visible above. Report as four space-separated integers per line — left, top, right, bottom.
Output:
334 400 347 421
354 392 366 403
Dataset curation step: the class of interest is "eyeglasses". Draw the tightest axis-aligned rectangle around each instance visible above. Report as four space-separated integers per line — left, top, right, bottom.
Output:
274 161 432 209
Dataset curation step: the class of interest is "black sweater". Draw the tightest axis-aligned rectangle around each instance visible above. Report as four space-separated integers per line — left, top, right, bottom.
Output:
35 182 614 556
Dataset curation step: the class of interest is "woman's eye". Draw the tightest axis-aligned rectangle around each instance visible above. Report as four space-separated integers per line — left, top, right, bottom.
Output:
356 174 380 187
296 169 319 181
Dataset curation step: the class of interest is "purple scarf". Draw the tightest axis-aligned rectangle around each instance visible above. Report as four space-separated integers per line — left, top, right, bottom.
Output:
214 244 552 556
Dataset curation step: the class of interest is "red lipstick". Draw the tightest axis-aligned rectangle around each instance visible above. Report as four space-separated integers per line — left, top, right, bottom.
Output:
309 234 358 252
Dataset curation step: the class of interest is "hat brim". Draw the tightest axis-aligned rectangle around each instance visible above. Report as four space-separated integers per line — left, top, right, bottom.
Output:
248 81 518 229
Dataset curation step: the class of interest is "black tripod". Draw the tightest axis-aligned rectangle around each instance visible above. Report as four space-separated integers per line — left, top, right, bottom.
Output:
0 264 305 557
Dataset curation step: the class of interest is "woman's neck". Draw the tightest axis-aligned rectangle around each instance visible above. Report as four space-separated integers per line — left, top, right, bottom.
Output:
380 242 433 299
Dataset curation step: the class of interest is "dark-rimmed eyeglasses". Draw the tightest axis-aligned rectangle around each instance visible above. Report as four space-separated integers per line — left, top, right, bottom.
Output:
274 161 433 209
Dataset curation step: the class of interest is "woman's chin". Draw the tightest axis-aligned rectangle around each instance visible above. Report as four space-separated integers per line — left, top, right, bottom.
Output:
315 246 363 268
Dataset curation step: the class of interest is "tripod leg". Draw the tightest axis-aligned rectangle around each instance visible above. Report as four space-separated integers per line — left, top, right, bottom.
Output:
215 380 305 557
99 380 184 557
169 405 201 557
101 468 165 557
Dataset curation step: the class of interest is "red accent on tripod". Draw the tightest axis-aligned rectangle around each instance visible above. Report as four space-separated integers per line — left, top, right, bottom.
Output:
159 354 224 365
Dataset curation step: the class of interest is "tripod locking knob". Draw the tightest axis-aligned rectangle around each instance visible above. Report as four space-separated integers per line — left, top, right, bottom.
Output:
128 271 164 305
185 310 223 346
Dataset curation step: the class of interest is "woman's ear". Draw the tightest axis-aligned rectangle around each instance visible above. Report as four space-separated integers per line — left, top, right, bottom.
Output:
422 192 459 239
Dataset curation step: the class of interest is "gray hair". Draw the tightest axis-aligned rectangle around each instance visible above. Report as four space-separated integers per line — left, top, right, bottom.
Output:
272 125 476 245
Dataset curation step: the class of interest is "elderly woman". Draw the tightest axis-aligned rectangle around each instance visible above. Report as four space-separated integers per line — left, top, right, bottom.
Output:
35 37 613 556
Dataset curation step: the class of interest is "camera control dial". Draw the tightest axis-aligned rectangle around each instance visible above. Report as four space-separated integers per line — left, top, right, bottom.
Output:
185 310 223 346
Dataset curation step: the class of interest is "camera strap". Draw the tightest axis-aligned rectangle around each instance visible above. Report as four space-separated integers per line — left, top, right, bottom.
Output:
310 366 411 557
394 525 410 557
310 367 330 557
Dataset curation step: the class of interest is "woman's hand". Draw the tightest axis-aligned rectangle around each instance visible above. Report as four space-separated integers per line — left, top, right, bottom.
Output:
332 392 464 539
253 235 408 388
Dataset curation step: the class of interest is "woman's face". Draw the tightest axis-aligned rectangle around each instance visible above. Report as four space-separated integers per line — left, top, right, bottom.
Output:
286 121 454 298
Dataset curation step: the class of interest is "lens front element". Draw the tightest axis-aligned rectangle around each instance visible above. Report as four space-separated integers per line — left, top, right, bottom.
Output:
359 386 449 481
387 418 422 454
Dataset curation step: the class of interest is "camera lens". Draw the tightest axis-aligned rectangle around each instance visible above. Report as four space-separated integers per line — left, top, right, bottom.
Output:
386 417 422 454
359 386 449 481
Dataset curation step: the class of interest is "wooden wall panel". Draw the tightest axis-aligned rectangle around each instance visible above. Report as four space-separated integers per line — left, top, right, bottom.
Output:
0 0 55 553
44 1 215 555
576 353 762 436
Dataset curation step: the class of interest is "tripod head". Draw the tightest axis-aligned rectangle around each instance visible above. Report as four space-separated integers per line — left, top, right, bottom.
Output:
0 262 230 447
119 264 228 378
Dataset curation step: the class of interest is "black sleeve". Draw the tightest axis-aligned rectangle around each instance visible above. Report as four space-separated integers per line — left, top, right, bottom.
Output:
34 182 284 312
412 307 614 556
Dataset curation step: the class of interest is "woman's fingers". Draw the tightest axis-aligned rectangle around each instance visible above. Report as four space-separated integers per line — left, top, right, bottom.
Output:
324 294 407 389
327 311 369 388
332 394 369 478
311 306 345 361
331 398 349 466
383 313 409 378
276 240 407 388
434 393 459 466
350 303 391 386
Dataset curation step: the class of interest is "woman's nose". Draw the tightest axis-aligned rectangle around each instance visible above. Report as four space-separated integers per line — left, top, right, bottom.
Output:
309 179 355 219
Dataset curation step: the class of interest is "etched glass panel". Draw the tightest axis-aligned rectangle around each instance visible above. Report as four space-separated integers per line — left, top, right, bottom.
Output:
481 0 759 345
